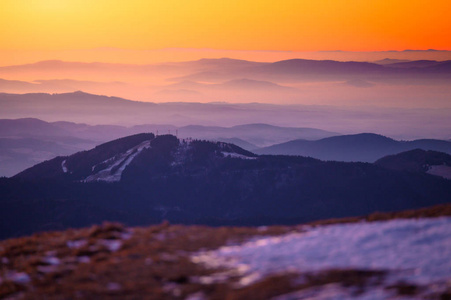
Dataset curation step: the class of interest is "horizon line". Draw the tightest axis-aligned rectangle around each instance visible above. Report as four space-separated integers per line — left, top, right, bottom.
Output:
3 47 451 53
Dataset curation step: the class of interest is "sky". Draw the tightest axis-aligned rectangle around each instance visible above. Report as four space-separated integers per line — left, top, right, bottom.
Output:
1 0 451 65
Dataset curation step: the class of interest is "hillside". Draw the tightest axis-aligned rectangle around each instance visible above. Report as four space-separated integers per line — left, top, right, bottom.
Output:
375 149 451 179
0 204 450 299
13 134 255 182
2 134 451 240
255 133 451 162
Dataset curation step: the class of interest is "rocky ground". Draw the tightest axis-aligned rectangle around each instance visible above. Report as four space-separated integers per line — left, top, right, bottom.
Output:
1 204 451 300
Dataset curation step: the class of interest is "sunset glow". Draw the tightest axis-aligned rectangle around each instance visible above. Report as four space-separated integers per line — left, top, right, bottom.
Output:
1 0 450 54
0 0 450 109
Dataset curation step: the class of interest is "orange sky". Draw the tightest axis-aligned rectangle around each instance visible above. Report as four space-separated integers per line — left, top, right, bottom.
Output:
1 0 450 54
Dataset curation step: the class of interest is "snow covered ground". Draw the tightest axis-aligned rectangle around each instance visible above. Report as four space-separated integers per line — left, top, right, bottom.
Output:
192 217 451 298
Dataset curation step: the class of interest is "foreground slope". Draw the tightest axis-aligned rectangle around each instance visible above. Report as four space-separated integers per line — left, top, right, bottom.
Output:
2 134 451 239
0 204 450 299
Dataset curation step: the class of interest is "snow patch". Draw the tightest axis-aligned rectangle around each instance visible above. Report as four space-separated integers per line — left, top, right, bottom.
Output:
273 283 398 300
5 271 31 284
77 256 90 264
67 240 87 249
99 239 122 252
192 217 451 290
91 156 117 172
83 140 150 182
61 159 68 173
222 152 256 160
427 165 451 180
42 256 60 266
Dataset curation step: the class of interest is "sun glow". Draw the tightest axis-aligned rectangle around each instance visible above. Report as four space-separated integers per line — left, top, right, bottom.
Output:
1 0 450 53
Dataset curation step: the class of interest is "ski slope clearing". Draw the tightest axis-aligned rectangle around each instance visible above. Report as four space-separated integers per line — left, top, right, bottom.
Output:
83 140 150 182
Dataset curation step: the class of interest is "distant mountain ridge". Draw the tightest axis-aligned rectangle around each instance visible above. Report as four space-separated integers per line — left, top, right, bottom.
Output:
1 58 450 97
1 57 450 108
1 91 450 142
255 133 451 162
3 58 449 78
166 58 451 83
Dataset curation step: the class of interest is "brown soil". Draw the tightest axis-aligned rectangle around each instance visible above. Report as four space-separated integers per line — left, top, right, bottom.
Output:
1 203 450 299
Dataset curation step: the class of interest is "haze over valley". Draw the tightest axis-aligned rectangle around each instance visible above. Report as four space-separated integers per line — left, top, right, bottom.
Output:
0 56 450 108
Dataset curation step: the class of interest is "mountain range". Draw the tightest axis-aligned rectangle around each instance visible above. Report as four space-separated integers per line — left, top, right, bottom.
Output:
1 133 450 240
1 91 450 141
2 58 450 84
0 58 450 105
2 117 451 177
0 118 338 176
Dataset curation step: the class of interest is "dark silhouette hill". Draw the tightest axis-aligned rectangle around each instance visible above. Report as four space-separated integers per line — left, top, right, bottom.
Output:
375 149 451 179
2 134 450 239
255 133 451 162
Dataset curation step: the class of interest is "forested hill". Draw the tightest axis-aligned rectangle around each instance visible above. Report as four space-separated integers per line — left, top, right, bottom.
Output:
1 134 450 240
